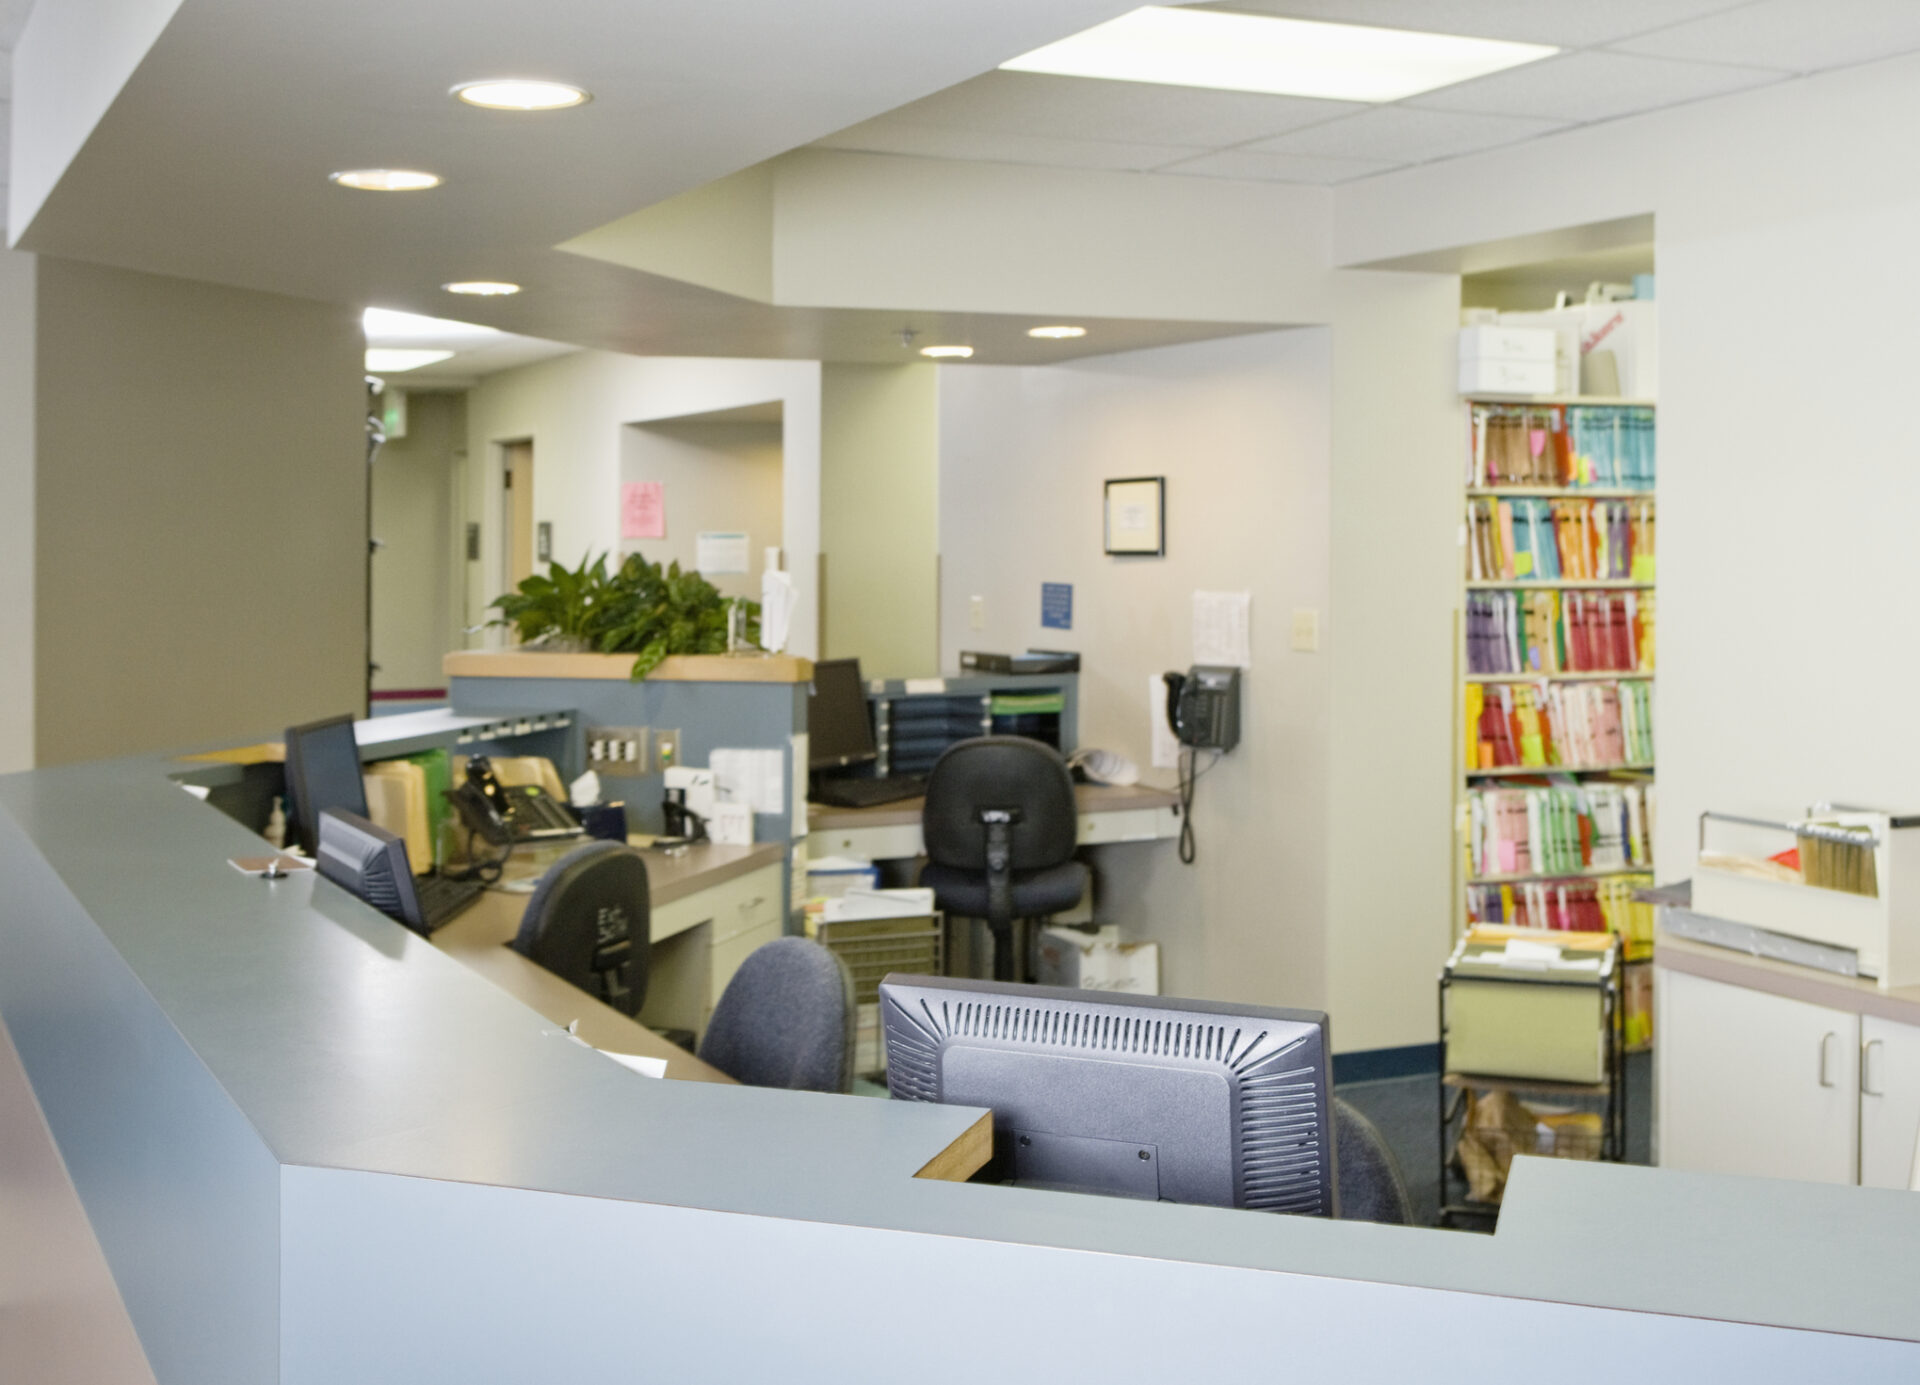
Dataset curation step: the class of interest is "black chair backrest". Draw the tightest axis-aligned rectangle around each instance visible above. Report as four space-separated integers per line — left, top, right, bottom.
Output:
922 737 1079 872
512 841 650 1017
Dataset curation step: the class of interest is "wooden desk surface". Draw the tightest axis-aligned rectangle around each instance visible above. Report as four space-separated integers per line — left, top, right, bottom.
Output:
807 780 1178 831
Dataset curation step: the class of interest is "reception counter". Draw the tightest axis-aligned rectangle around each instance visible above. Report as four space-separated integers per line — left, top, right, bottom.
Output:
4 747 1919 1383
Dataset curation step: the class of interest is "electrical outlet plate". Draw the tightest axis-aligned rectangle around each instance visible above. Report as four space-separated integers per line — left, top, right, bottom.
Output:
653 728 681 774
969 595 985 631
1290 608 1320 653
587 726 648 772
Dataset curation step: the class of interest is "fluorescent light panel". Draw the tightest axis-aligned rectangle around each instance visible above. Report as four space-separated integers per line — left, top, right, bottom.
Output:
363 307 502 344
1001 7 1556 102
920 345 973 359
443 281 521 296
366 348 455 372
1028 325 1086 339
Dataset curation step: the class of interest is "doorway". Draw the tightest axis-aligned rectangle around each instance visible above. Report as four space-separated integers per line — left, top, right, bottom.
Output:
501 440 534 595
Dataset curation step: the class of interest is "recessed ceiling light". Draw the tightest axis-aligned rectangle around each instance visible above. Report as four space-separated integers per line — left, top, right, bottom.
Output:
453 79 591 111
1001 7 1556 103
329 168 443 192
366 348 456 372
921 345 974 359
442 281 522 296
1028 325 1087 340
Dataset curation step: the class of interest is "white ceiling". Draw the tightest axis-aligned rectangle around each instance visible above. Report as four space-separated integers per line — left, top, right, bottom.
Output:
814 0 1920 185
0 0 37 204
11 0 1164 366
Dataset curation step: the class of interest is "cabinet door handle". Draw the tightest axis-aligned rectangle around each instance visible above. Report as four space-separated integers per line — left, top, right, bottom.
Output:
1862 1038 1885 1097
1819 1031 1837 1088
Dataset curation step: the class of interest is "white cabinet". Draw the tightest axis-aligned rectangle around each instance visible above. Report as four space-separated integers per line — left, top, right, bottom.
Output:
1657 969 1859 1185
1860 1014 1920 1189
1659 966 1920 1188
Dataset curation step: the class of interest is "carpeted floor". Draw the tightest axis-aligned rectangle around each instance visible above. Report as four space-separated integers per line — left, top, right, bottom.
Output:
1338 1051 1653 1229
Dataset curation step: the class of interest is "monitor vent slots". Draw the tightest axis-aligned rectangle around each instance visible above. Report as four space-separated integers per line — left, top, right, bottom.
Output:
1238 1069 1326 1213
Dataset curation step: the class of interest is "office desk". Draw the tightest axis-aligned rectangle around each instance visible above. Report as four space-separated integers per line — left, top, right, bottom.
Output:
807 782 1180 860
434 838 784 1063
4 750 1919 1382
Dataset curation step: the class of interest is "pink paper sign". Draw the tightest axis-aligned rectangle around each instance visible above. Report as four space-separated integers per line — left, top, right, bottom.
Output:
621 481 665 539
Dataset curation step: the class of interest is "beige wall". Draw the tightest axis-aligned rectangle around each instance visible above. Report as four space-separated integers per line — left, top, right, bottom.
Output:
371 391 467 692
0 250 34 774
938 330 1336 1015
1324 272 1469 1052
33 258 365 763
621 418 783 603
820 363 939 678
463 352 821 656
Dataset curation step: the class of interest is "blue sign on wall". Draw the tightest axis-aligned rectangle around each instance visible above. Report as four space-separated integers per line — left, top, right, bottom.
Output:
1041 582 1073 631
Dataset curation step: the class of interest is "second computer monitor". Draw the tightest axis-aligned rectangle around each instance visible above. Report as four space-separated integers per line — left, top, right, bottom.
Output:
284 713 369 855
808 658 878 771
881 974 1338 1217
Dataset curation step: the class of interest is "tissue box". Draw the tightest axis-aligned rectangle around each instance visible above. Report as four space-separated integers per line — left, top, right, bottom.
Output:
1034 926 1160 995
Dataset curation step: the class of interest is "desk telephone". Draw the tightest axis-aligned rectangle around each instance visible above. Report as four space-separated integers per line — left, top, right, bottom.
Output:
1163 666 1242 753
444 756 583 845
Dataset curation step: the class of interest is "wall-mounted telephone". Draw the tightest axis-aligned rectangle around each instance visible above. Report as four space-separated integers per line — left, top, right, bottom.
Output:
1163 666 1242 753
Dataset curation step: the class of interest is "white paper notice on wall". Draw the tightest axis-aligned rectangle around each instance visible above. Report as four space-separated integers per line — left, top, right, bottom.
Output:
696 531 750 575
1192 590 1252 668
1149 673 1180 770
711 747 785 815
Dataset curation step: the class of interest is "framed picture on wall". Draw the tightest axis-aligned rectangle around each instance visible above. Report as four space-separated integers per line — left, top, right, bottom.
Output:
1104 477 1165 556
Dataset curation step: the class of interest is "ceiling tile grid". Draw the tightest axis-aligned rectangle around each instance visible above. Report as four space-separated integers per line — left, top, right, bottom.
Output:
810 0 1920 187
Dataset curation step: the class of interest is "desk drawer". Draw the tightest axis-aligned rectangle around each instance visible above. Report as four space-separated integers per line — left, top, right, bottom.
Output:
652 862 782 943
710 917 784 1007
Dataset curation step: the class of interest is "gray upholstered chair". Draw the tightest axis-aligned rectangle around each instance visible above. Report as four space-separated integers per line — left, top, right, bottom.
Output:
1332 1097 1413 1225
697 937 855 1093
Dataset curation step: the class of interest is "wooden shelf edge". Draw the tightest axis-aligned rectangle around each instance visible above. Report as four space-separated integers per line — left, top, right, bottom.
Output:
1467 487 1656 499
1464 395 1657 407
1467 672 1654 684
1467 866 1655 886
444 650 814 684
1465 580 1654 591
1466 763 1656 778
915 1109 994 1182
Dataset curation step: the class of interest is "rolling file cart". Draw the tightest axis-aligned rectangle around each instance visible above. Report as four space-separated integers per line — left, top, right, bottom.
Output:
1438 927 1626 1228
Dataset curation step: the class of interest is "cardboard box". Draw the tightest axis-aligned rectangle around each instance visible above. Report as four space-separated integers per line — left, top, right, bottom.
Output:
1034 926 1160 995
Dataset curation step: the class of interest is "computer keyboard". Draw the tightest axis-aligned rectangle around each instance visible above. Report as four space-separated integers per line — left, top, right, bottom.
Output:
504 784 584 839
810 774 928 809
414 872 486 932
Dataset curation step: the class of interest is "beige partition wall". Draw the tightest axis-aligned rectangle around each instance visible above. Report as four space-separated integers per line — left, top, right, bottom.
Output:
33 258 366 763
820 362 939 678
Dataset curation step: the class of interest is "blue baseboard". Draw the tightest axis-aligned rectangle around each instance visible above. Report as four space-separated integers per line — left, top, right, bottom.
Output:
1333 1043 1440 1085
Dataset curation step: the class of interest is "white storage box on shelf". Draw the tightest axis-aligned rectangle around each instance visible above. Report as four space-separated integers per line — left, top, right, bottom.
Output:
1692 808 1920 988
1458 325 1556 396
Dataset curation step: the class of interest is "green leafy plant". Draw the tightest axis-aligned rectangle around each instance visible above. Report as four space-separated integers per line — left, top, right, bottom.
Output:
490 550 760 680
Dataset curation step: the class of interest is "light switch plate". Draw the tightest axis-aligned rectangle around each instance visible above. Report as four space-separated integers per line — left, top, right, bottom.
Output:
1291 608 1320 653
969 595 985 631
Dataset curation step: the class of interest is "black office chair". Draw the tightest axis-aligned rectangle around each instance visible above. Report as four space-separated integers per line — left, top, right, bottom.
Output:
919 737 1089 984
511 840 649 1017
698 937 855 1093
